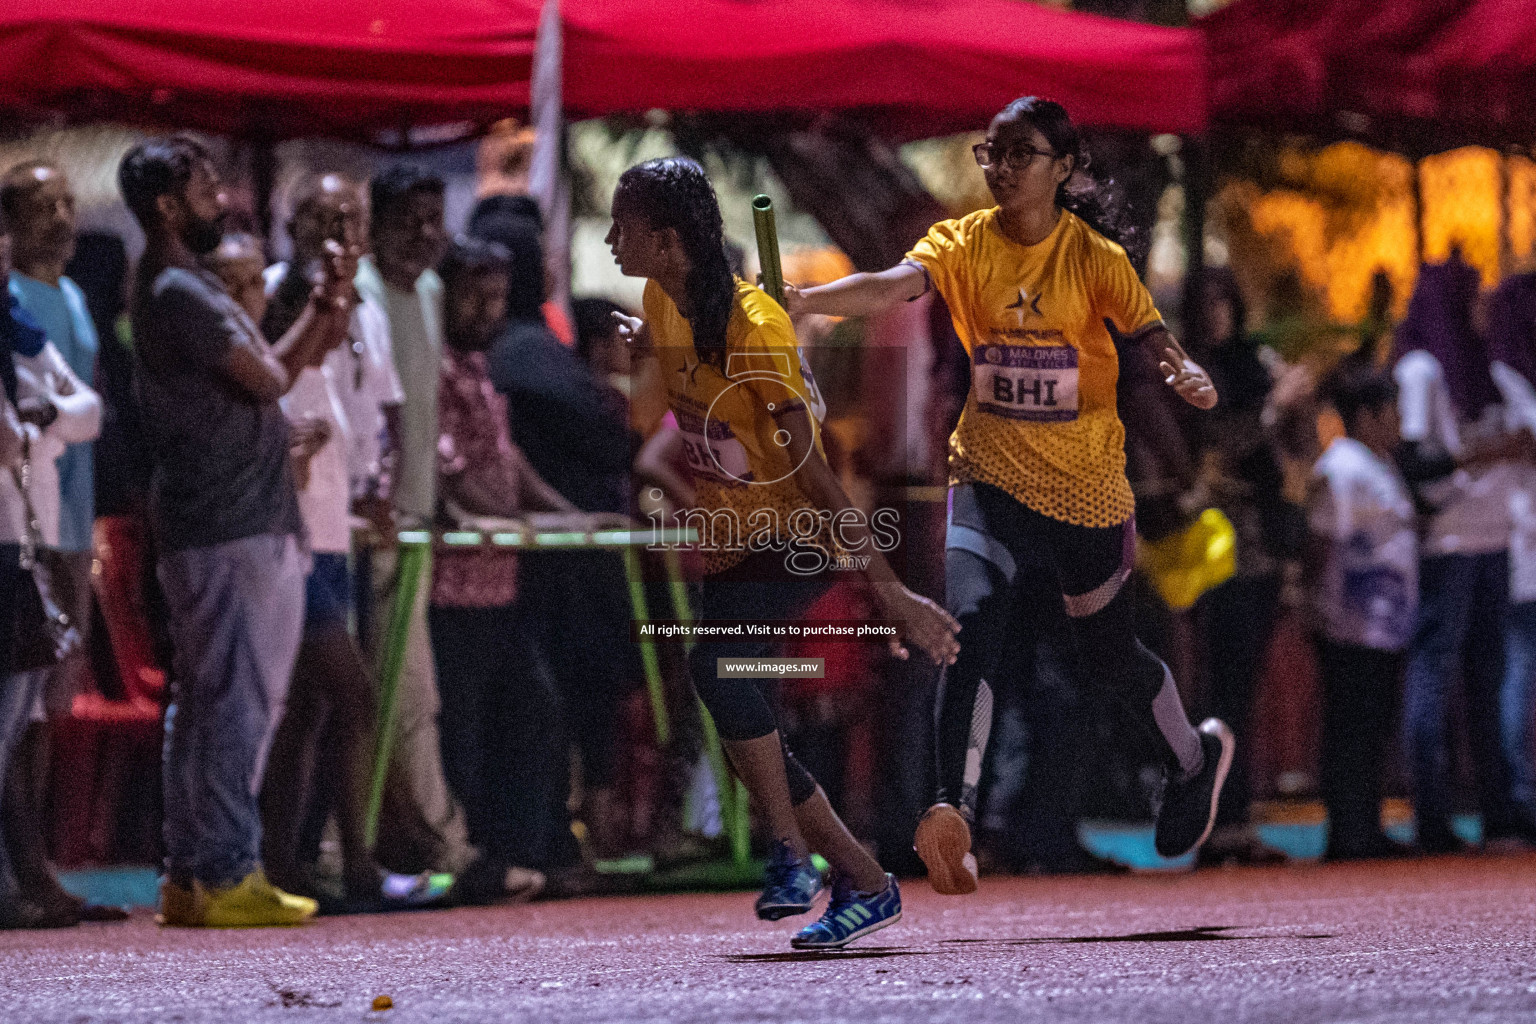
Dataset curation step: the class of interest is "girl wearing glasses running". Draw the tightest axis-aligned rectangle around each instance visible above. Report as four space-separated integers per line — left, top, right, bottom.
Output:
607 157 961 947
787 97 1233 894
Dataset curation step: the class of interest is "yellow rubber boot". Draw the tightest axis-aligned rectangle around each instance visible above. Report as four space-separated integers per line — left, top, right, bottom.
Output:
199 870 318 927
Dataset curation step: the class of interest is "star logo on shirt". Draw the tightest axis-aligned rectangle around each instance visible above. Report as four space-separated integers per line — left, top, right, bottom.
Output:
1006 287 1044 319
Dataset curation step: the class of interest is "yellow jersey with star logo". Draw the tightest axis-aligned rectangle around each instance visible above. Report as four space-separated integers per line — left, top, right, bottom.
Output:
644 277 828 573
907 208 1161 528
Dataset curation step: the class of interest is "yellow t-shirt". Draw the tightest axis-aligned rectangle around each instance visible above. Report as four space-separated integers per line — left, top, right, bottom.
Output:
644 277 829 574
907 208 1161 528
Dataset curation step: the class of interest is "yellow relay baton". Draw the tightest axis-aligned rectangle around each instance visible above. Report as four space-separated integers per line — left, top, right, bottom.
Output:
752 194 785 308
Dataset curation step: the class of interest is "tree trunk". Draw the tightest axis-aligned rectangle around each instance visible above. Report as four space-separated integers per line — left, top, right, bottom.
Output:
672 114 949 272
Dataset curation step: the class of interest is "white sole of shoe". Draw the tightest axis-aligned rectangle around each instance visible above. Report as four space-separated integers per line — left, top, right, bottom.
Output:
1190 718 1236 854
790 910 902 950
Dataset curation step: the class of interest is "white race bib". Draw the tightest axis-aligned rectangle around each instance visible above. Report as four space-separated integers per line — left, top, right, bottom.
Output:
972 344 1079 422
676 409 753 484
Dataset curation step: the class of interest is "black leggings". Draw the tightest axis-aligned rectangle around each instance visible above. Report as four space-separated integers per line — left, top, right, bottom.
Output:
936 483 1202 817
687 554 827 806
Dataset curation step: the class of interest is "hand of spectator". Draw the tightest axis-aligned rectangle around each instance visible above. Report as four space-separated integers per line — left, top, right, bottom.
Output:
289 446 315 491
352 494 396 544
16 396 57 430
46 368 75 398
1464 426 1536 468
873 583 961 665
290 416 332 461
612 311 653 358
288 418 330 491
320 239 360 300
1265 362 1317 433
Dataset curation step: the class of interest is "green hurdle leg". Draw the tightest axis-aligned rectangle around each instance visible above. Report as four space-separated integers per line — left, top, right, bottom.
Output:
663 549 694 646
662 549 750 867
622 546 670 747
363 540 430 849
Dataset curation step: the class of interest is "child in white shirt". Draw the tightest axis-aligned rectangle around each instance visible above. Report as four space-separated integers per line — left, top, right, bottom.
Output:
1309 366 1417 860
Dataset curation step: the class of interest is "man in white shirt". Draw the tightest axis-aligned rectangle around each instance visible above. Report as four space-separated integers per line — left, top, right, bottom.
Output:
1309 366 1417 860
352 166 473 876
254 175 405 903
1394 261 1536 851
1 160 108 925
3 163 100 714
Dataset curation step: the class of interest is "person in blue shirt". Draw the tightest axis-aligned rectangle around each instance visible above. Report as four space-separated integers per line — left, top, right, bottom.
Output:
1 162 113 926
0 239 47 929
3 163 98 559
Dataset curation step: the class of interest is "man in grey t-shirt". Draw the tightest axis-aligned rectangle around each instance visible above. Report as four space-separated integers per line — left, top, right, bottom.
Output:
121 135 353 926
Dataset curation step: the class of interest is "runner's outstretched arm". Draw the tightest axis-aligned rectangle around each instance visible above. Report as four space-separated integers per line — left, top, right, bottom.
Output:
785 263 927 318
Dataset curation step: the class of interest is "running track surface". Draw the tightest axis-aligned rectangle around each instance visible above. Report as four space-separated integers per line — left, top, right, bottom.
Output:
5 854 1536 1023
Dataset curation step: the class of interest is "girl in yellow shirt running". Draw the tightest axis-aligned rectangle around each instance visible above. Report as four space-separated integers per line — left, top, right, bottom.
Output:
788 97 1234 894
606 157 960 948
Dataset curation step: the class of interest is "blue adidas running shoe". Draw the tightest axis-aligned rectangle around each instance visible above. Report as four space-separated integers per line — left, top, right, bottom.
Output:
755 840 823 921
791 873 901 949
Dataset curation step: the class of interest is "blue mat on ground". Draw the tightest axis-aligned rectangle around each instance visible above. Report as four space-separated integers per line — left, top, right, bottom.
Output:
1078 814 1483 869
59 815 1487 907
58 866 161 909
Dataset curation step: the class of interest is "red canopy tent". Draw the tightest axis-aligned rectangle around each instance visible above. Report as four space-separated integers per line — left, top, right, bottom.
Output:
0 0 541 141
1202 0 1536 152
0 0 1206 141
562 0 1207 137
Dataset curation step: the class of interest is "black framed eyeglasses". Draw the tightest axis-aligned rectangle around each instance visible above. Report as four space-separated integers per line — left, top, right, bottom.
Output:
972 141 1056 169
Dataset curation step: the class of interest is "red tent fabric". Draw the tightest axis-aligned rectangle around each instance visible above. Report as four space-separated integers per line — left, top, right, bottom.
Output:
564 0 1207 136
0 0 540 140
1203 0 1536 150
0 0 1205 141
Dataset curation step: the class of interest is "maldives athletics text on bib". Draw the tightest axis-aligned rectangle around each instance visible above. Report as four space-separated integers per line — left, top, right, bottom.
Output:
972 343 1079 422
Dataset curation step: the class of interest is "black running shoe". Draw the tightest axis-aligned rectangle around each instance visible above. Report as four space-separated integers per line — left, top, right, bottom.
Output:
1153 719 1235 859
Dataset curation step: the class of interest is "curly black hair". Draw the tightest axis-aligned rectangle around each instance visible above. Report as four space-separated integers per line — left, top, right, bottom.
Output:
613 157 736 371
995 97 1141 265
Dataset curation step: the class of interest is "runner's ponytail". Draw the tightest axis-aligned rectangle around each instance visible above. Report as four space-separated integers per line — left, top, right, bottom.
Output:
615 158 736 371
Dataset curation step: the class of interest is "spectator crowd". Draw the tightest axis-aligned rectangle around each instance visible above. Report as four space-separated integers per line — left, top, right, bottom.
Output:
0 135 1533 927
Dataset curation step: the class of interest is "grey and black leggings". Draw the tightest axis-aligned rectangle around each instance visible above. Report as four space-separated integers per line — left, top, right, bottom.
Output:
936 482 1204 819
688 553 828 806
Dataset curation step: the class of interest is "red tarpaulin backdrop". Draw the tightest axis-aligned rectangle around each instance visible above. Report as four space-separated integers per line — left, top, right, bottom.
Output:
562 0 1207 136
0 0 540 140
0 0 1206 140
1203 0 1536 150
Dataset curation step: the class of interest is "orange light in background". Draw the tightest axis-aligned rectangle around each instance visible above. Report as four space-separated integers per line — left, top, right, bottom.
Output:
782 247 854 288
1245 143 1417 323
1508 155 1536 270
1420 147 1502 285
1235 144 1533 327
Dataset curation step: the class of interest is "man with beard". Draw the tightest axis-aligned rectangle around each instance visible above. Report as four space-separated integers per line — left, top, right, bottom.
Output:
118 136 353 926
